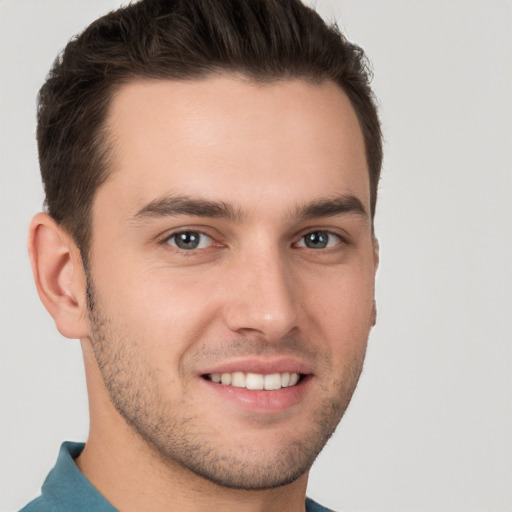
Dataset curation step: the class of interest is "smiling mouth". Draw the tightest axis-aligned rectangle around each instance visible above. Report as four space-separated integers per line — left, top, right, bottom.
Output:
203 372 304 391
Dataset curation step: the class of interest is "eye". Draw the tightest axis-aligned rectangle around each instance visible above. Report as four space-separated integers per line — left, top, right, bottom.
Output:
296 230 341 249
166 231 213 250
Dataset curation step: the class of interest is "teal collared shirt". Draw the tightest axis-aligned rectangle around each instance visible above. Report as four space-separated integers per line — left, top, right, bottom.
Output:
20 442 116 512
20 442 335 512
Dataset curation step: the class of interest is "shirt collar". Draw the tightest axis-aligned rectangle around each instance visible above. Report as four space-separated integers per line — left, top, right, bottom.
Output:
41 441 117 511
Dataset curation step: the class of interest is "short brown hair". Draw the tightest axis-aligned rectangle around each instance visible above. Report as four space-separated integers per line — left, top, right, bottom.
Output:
37 0 382 257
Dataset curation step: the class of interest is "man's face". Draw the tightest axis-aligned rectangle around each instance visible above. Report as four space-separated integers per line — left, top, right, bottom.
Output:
85 76 377 489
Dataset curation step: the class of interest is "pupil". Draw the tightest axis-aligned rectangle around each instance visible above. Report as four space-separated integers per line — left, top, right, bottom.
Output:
176 232 199 249
305 231 328 249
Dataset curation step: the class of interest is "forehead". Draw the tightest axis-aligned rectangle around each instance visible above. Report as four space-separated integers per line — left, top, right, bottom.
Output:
99 75 369 217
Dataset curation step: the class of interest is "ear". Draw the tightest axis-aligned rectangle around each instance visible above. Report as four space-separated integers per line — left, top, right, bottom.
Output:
372 235 380 273
370 299 377 327
28 213 89 339
371 236 379 326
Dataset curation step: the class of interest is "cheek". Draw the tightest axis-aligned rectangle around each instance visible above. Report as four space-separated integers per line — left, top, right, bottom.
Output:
301 263 374 364
90 258 223 369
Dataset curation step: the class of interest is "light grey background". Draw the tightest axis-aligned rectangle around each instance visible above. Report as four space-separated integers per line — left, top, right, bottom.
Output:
1 1 511 511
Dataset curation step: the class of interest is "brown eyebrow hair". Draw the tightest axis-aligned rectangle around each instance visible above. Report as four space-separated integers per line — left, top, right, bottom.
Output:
131 193 368 224
295 195 368 220
132 195 244 222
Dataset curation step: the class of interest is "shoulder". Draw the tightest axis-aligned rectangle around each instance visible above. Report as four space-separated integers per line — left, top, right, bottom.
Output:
306 497 338 512
18 496 55 512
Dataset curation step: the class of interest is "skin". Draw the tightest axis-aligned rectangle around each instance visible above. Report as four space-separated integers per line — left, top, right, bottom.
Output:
29 76 378 512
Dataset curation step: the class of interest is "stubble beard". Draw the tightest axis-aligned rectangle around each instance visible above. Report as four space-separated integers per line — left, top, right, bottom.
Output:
86 277 366 490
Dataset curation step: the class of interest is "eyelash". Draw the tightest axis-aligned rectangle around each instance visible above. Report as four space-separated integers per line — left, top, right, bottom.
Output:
164 231 215 251
162 229 346 252
294 230 343 250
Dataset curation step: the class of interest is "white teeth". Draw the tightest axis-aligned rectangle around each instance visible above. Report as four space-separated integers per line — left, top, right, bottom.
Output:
209 371 301 390
246 373 264 390
231 372 245 388
264 373 281 390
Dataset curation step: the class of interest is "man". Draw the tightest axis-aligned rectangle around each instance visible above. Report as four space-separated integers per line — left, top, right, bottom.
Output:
22 0 381 510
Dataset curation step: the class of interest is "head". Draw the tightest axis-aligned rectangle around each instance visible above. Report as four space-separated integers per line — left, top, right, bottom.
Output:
30 0 382 496
37 0 382 261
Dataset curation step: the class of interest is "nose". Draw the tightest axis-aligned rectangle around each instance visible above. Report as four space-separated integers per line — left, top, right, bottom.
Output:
222 247 299 341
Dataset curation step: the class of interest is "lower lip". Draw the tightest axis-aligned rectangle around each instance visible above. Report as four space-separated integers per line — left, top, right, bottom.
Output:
201 376 311 414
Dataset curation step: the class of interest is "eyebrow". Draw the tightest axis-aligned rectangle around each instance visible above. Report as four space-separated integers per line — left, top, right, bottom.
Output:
295 195 368 220
132 195 244 222
131 193 368 224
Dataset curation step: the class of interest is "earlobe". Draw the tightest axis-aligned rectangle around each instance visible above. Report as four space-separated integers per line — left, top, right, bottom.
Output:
28 213 89 339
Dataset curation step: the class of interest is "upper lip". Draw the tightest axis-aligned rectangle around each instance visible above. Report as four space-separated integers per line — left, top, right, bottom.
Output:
198 357 313 377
